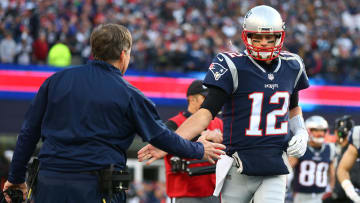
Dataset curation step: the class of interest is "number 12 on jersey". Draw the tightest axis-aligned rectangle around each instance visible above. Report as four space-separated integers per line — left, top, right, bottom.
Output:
246 91 289 136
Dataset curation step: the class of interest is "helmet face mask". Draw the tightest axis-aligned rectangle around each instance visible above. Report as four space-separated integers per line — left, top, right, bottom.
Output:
242 31 285 61
242 5 285 61
334 115 355 142
305 116 329 145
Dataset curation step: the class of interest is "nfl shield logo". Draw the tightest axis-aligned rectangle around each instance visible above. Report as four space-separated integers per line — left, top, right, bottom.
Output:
268 73 274 81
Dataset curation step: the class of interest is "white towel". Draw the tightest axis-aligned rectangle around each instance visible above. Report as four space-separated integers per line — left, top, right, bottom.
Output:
213 155 234 196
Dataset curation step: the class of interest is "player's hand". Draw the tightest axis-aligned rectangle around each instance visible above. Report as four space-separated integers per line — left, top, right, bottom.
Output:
197 139 226 164
137 144 167 165
287 130 308 158
322 192 332 200
199 129 223 143
3 180 27 203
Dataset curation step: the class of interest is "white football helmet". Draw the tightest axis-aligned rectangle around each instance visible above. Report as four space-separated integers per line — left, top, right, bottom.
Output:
242 5 285 61
305 115 329 144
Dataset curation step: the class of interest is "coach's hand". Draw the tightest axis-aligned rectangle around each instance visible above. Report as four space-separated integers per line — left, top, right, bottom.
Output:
138 144 167 165
287 130 308 158
3 181 27 203
198 139 226 164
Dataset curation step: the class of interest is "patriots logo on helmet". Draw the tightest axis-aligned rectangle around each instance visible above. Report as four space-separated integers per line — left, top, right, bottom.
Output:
209 63 228 81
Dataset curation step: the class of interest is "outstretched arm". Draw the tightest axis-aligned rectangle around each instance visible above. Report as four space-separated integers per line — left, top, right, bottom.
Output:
175 108 213 140
337 144 360 202
138 86 227 165
138 109 218 165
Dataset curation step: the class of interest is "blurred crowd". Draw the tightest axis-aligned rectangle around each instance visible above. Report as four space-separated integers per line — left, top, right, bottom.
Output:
127 181 167 203
1 0 360 83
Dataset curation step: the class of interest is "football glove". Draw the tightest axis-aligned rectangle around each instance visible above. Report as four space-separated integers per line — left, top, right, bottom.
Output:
287 115 309 157
287 130 308 157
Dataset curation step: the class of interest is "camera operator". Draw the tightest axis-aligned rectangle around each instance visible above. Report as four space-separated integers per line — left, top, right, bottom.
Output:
164 80 223 203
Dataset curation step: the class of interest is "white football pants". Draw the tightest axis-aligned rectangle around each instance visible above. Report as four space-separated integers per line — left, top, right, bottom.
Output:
221 165 287 203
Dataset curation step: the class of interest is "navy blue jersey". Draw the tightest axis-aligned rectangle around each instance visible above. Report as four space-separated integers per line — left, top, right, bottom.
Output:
8 60 203 184
292 144 335 193
203 50 309 176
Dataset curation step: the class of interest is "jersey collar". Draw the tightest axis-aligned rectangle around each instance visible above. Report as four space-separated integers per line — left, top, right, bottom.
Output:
88 60 123 75
308 144 326 154
244 50 282 73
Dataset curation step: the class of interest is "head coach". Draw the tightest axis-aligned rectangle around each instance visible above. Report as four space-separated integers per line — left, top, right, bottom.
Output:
2 24 225 203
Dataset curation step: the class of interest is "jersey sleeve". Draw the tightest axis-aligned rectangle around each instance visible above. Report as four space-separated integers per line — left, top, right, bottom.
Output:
127 91 204 159
348 126 360 150
293 55 310 92
203 53 238 95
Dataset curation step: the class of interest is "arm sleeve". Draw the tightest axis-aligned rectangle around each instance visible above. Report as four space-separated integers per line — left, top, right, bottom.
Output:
289 91 299 110
8 78 50 184
201 85 229 118
127 93 203 159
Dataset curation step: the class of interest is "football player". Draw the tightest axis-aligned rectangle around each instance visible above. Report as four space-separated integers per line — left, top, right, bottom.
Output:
138 5 309 203
289 115 336 203
324 115 360 203
337 125 360 203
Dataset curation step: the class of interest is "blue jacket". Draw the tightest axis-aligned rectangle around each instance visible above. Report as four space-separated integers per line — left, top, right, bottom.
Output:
8 60 203 184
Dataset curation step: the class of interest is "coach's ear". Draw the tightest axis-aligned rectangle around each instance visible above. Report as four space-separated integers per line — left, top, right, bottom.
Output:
119 49 126 60
119 49 130 75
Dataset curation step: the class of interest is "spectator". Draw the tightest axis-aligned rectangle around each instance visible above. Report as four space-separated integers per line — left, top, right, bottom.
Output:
32 31 49 64
15 37 32 65
0 0 360 84
0 31 16 63
47 39 71 67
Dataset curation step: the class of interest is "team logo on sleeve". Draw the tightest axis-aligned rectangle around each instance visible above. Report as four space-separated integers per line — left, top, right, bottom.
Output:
209 63 228 80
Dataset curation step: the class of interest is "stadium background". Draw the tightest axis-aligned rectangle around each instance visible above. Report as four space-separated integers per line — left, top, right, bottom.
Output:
1 0 360 202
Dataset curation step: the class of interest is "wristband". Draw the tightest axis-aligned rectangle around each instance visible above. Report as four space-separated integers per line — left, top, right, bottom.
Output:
341 179 359 200
289 115 307 134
